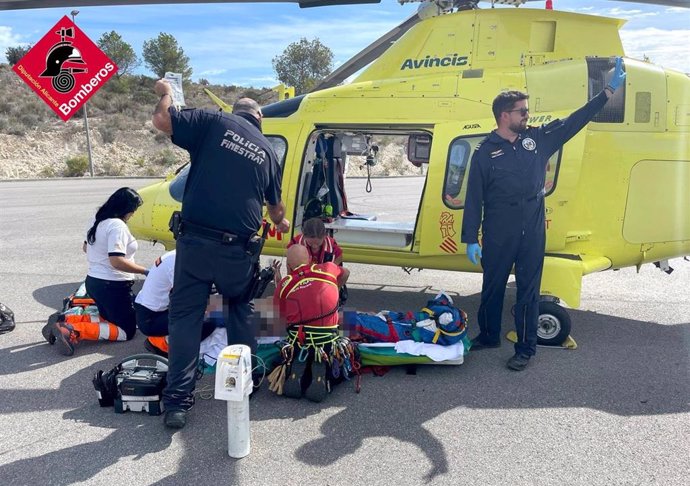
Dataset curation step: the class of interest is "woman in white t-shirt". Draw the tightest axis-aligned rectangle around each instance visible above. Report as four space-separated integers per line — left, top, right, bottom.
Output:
49 187 148 356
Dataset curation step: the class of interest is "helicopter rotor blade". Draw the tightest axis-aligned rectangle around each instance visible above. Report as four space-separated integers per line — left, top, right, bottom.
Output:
310 11 422 93
0 0 380 10
518 0 690 8
0 0 688 11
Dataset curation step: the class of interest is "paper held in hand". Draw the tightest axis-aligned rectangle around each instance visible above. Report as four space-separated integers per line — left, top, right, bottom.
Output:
164 72 186 108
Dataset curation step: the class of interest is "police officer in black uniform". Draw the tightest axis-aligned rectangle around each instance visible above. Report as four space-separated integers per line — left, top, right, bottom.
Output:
152 80 290 428
461 57 626 371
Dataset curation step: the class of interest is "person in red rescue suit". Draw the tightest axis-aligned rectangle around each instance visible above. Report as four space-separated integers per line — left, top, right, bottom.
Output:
134 250 216 357
286 217 347 304
43 187 148 356
461 57 627 372
287 217 343 265
273 245 349 400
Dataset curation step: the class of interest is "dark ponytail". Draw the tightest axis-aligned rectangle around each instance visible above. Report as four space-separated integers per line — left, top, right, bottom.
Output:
87 187 143 245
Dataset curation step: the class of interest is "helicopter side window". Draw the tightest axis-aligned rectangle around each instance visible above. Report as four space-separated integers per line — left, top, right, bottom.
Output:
544 150 561 196
587 57 625 123
441 136 562 209
442 137 475 210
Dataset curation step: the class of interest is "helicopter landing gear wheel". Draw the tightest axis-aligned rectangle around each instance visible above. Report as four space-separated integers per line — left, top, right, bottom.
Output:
538 300 571 346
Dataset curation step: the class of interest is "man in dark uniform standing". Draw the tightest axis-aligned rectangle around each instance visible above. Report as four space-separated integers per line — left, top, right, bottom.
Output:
152 80 290 428
461 57 626 371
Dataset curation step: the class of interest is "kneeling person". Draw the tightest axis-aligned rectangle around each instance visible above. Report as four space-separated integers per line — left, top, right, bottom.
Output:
135 250 215 357
288 217 348 304
273 245 349 401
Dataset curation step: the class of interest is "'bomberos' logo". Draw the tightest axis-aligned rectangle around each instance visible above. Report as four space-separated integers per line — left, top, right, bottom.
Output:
12 16 117 121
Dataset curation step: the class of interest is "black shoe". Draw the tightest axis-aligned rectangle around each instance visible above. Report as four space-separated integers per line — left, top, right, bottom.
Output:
164 409 187 429
304 358 328 403
283 360 308 399
53 321 79 356
249 376 262 400
144 338 169 358
470 336 501 351
506 353 530 371
42 312 61 344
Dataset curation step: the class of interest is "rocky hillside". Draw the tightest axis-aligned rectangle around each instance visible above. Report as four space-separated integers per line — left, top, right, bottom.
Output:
0 64 279 179
0 64 421 179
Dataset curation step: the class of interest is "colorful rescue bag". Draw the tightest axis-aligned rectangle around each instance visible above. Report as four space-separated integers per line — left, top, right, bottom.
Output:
353 292 468 346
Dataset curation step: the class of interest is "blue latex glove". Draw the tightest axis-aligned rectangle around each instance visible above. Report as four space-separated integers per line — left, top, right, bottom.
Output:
607 57 626 91
466 243 482 265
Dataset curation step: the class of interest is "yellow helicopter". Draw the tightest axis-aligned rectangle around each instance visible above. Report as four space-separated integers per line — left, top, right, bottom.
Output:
6 0 690 345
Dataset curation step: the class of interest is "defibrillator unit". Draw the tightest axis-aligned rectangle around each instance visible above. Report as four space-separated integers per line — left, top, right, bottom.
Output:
93 353 168 416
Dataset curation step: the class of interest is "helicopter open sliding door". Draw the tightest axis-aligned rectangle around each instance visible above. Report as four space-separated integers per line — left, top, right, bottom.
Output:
418 123 484 258
293 127 429 253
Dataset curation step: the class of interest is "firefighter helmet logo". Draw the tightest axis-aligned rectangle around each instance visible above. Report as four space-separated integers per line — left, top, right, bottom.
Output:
39 27 88 93
12 16 116 121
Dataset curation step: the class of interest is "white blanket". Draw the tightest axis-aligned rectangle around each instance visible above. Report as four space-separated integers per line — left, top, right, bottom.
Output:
393 341 464 362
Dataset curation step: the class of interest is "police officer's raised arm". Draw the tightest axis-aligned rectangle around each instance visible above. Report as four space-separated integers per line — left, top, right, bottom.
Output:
152 79 174 135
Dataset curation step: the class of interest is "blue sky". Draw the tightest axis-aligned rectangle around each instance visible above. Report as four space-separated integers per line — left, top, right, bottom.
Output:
1 0 688 87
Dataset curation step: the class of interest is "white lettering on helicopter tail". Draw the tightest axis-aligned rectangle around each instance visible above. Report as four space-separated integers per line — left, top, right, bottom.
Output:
220 129 266 165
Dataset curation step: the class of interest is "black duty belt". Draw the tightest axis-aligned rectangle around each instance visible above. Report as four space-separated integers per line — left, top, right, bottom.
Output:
181 220 249 246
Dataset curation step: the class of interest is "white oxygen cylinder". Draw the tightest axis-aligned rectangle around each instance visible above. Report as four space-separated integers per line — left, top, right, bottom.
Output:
214 344 253 458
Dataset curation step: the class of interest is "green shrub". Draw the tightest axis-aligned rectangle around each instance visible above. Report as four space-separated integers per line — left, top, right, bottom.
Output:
6 122 26 136
132 89 157 105
154 148 178 166
106 77 130 94
101 160 124 176
135 157 146 167
39 165 57 178
65 155 89 177
99 125 117 144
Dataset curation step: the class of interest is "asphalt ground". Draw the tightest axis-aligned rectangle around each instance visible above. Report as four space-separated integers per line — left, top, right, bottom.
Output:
0 178 688 486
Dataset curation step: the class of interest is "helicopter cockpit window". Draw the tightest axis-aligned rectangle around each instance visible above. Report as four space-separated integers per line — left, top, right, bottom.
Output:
168 136 287 202
169 164 189 202
265 135 287 169
587 57 625 123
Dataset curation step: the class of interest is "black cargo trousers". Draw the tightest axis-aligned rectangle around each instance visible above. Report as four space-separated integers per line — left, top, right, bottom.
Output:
163 233 255 411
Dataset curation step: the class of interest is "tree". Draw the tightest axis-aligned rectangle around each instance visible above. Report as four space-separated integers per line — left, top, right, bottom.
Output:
272 38 333 95
142 33 192 81
5 45 31 65
97 31 140 78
